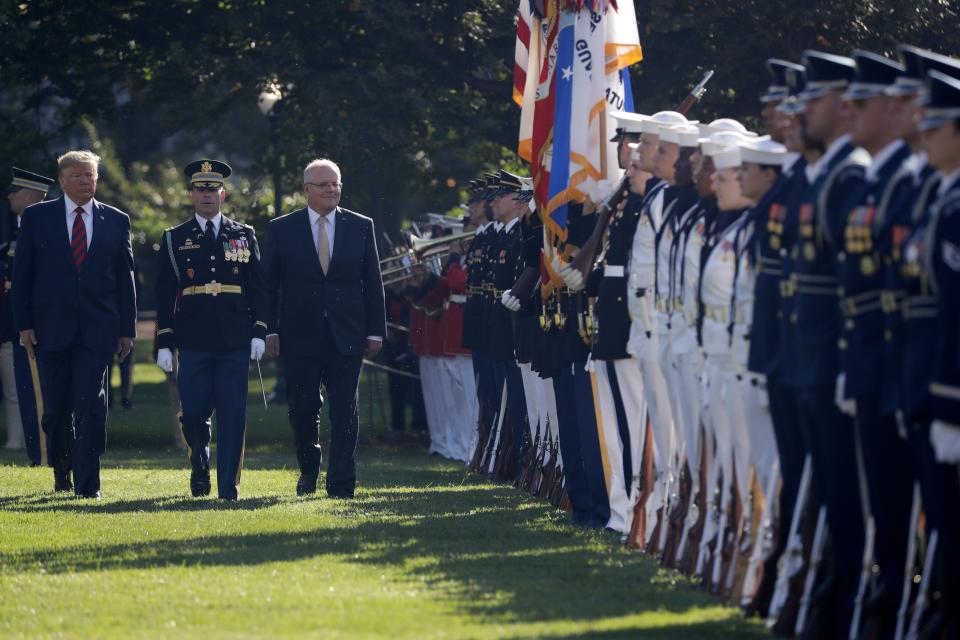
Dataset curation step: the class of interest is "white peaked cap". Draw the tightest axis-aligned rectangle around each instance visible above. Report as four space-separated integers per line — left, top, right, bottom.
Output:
660 124 701 148
737 138 789 166
610 111 649 134
711 145 742 170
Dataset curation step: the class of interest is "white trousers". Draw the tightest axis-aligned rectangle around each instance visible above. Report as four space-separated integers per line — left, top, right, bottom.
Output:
593 357 647 533
442 355 479 463
419 356 451 458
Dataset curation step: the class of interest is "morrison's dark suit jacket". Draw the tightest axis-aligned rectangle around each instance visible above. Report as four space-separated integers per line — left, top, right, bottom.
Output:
264 207 385 355
13 197 137 353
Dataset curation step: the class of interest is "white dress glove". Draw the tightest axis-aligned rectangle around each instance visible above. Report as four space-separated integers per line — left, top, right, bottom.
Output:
156 348 174 374
501 290 521 312
586 179 617 206
834 373 857 417
250 337 265 361
559 264 585 291
930 420 960 464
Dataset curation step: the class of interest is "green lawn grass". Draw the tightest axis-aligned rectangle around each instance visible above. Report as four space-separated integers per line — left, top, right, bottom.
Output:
0 354 766 639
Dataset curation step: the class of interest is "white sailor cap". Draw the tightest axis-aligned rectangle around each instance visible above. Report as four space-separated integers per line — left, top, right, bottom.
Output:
711 146 742 170
737 138 789 167
609 111 649 137
660 124 701 148
639 110 698 136
697 118 758 138
699 131 765 156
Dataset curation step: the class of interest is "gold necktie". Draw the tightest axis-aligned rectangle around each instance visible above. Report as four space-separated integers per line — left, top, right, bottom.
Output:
317 216 330 274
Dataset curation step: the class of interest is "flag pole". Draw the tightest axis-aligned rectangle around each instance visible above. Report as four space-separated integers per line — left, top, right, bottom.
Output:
599 106 608 180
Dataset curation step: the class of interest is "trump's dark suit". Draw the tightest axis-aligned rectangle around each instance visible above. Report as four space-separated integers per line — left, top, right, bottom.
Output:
13 197 136 495
264 207 385 496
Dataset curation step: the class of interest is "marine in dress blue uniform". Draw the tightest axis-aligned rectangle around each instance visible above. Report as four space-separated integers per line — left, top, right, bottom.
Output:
154 160 268 500
1 168 54 466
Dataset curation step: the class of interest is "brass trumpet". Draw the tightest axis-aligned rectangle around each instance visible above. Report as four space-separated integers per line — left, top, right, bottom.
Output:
381 231 474 286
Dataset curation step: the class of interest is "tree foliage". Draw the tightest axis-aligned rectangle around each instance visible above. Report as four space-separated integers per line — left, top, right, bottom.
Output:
2 0 958 289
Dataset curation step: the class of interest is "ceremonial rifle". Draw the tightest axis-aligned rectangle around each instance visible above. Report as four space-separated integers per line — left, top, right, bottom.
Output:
894 483 922 640
767 456 813 632
795 506 829 636
741 460 781 608
567 70 715 283
904 530 939 640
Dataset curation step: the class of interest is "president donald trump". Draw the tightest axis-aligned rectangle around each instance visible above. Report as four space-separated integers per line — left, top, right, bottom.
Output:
13 150 136 498
264 159 385 498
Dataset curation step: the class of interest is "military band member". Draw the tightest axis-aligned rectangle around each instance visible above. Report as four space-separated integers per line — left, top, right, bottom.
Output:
1 168 53 463
155 160 267 501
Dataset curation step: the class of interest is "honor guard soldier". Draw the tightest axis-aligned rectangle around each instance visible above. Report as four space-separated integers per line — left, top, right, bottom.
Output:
791 50 867 637
882 50 960 637
1 168 54 464
154 160 268 500
921 69 960 638
581 112 649 535
834 50 915 635
487 170 530 479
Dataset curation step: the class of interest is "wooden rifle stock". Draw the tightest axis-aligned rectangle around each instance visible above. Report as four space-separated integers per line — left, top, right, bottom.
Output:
626 418 656 549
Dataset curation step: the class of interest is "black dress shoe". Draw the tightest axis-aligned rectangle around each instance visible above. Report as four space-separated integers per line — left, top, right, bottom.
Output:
76 490 101 499
190 468 211 497
326 490 354 499
54 469 73 492
296 475 317 496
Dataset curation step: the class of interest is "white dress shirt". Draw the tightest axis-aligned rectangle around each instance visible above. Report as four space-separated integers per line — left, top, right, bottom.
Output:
195 212 223 236
64 195 93 249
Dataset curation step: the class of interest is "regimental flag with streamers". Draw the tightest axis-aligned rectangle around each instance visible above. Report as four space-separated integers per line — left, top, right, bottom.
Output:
517 0 642 240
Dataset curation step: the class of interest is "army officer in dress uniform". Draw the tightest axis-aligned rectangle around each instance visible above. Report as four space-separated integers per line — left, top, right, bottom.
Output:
154 160 268 501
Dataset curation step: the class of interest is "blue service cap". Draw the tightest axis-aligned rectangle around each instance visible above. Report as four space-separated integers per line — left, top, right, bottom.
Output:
7 167 54 194
918 70 960 132
798 50 856 101
843 50 903 100
761 59 806 103
889 46 960 98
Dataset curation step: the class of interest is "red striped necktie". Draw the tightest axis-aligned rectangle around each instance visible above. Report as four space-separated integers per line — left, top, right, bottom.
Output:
71 207 87 272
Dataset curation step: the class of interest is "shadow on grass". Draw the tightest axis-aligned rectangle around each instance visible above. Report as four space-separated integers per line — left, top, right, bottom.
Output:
0 482 765 639
3 493 284 514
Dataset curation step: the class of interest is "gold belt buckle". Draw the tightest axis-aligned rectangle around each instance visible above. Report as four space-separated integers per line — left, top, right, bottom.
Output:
204 281 222 296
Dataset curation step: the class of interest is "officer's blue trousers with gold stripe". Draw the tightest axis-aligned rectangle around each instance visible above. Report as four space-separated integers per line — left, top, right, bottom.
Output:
177 349 248 500
12 341 44 465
